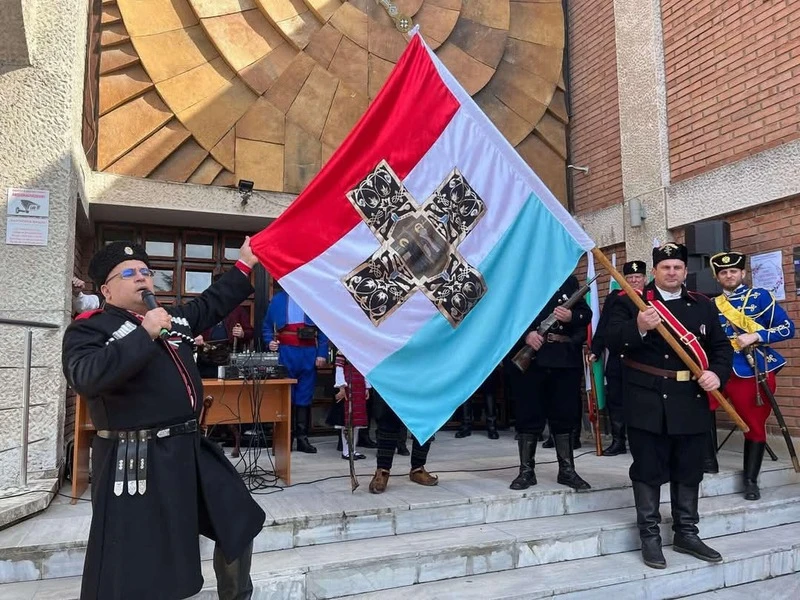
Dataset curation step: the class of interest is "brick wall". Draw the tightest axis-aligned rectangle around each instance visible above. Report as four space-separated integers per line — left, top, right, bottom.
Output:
673 196 800 436
573 243 628 309
567 0 623 215
663 0 800 181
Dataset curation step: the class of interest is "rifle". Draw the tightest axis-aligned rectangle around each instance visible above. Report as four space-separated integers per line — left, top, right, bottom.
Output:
339 383 360 492
724 320 799 472
512 274 599 373
583 346 603 456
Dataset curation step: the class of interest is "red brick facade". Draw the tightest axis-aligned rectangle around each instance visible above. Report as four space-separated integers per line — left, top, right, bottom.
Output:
663 0 800 181
567 0 623 215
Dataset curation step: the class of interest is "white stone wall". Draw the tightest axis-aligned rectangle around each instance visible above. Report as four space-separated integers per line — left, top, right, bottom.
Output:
0 0 90 488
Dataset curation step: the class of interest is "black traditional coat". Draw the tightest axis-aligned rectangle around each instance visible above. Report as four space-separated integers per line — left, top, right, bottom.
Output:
590 290 624 378
510 276 592 370
605 283 733 435
62 268 265 600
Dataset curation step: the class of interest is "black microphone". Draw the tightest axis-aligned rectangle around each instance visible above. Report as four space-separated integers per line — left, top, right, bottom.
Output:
141 290 170 339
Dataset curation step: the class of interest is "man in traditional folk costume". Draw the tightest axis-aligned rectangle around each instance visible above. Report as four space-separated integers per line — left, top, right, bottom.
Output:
63 240 265 600
507 275 592 491
330 350 370 460
710 251 795 500
606 242 732 570
263 287 329 453
590 260 647 456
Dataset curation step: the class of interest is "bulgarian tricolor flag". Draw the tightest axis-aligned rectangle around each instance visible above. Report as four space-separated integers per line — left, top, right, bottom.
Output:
251 32 595 443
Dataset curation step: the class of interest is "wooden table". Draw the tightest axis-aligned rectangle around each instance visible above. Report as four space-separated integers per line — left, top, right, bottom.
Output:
70 378 295 503
201 378 295 484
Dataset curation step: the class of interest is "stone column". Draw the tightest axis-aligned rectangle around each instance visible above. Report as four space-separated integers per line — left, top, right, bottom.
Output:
0 0 89 488
613 0 671 262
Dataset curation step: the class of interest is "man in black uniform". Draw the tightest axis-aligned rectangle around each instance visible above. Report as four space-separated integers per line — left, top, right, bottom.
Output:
606 242 732 570
63 240 266 600
590 260 647 456
507 275 592 491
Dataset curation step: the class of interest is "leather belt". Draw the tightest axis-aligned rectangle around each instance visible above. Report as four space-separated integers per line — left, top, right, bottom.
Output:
99 419 198 497
623 358 693 382
546 333 571 343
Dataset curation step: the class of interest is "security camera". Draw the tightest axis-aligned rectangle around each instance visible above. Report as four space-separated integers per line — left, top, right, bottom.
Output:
238 180 254 205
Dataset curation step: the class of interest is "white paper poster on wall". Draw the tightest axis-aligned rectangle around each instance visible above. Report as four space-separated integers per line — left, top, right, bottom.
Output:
5 188 49 246
750 250 785 301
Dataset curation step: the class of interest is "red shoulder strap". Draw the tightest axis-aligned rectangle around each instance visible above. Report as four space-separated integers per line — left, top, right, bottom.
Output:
75 309 103 320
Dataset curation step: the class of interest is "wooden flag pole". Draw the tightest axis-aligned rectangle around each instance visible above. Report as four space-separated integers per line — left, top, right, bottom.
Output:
590 247 749 433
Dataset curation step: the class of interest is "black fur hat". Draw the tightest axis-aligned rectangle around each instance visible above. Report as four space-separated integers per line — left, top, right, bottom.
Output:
88 241 150 287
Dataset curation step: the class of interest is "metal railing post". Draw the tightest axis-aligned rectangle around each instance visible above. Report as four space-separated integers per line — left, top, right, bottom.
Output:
20 329 32 488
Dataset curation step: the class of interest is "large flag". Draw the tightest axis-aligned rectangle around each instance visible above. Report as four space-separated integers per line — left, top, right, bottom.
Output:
250 32 595 442
585 252 606 410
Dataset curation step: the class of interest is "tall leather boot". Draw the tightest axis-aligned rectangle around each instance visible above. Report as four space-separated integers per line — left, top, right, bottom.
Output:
572 426 582 450
455 400 473 438
294 406 317 454
213 541 254 600
743 439 766 501
702 413 719 474
554 433 591 490
670 482 722 563
603 419 627 456
509 433 537 490
485 393 499 439
632 481 666 569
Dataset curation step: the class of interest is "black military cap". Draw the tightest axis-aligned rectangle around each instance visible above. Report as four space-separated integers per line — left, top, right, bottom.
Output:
88 241 150 287
709 251 746 277
623 260 647 275
652 242 688 266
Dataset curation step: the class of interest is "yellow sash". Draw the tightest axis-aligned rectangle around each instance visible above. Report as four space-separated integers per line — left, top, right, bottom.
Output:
715 293 764 350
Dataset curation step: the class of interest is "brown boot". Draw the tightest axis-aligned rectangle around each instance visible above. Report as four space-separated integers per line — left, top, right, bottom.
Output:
369 468 390 494
409 467 439 486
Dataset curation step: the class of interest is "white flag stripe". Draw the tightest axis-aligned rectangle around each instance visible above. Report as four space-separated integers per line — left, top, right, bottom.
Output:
422 36 594 253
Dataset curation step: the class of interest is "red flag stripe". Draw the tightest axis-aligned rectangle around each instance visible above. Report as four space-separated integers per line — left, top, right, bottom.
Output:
250 35 460 280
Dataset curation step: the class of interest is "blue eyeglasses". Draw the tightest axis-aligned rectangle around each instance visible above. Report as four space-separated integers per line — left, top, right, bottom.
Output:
105 268 155 283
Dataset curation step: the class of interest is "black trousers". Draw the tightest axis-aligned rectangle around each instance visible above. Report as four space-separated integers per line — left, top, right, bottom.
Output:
606 373 624 422
374 393 430 471
628 426 706 486
509 365 583 435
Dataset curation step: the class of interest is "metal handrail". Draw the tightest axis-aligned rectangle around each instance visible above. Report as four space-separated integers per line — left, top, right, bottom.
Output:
0 317 61 488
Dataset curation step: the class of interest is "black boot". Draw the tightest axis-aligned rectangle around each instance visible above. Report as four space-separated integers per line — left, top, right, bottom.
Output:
455 401 473 438
572 427 582 450
554 433 591 490
510 433 537 490
357 429 378 449
632 481 666 569
743 439 766 501
603 419 627 456
670 482 722 563
542 434 555 448
294 406 317 454
702 414 719 474
213 541 254 600
485 393 499 439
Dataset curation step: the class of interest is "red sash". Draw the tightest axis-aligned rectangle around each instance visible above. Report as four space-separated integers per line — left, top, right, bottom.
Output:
648 295 716 410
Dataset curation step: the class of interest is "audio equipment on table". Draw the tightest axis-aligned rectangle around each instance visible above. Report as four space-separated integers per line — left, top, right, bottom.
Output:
225 351 288 380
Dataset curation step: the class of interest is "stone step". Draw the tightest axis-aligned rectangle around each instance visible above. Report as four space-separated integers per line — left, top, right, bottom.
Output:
348 523 800 600
2 484 799 598
1 450 797 587
685 571 800 598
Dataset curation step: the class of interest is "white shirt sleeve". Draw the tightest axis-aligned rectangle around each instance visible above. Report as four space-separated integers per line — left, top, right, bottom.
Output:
335 365 346 388
72 292 100 314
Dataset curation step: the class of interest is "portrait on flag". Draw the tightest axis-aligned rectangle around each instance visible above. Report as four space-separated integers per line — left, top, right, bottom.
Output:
250 32 595 443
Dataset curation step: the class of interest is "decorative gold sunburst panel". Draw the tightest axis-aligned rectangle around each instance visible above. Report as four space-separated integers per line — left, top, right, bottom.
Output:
94 0 568 204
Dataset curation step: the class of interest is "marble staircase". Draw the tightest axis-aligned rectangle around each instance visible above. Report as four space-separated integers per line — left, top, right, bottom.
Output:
0 434 798 599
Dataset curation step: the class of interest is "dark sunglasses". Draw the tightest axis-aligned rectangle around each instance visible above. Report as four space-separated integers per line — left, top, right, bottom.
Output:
105 267 155 284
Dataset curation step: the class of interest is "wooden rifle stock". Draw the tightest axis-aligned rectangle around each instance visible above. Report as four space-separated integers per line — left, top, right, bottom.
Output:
512 274 599 373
